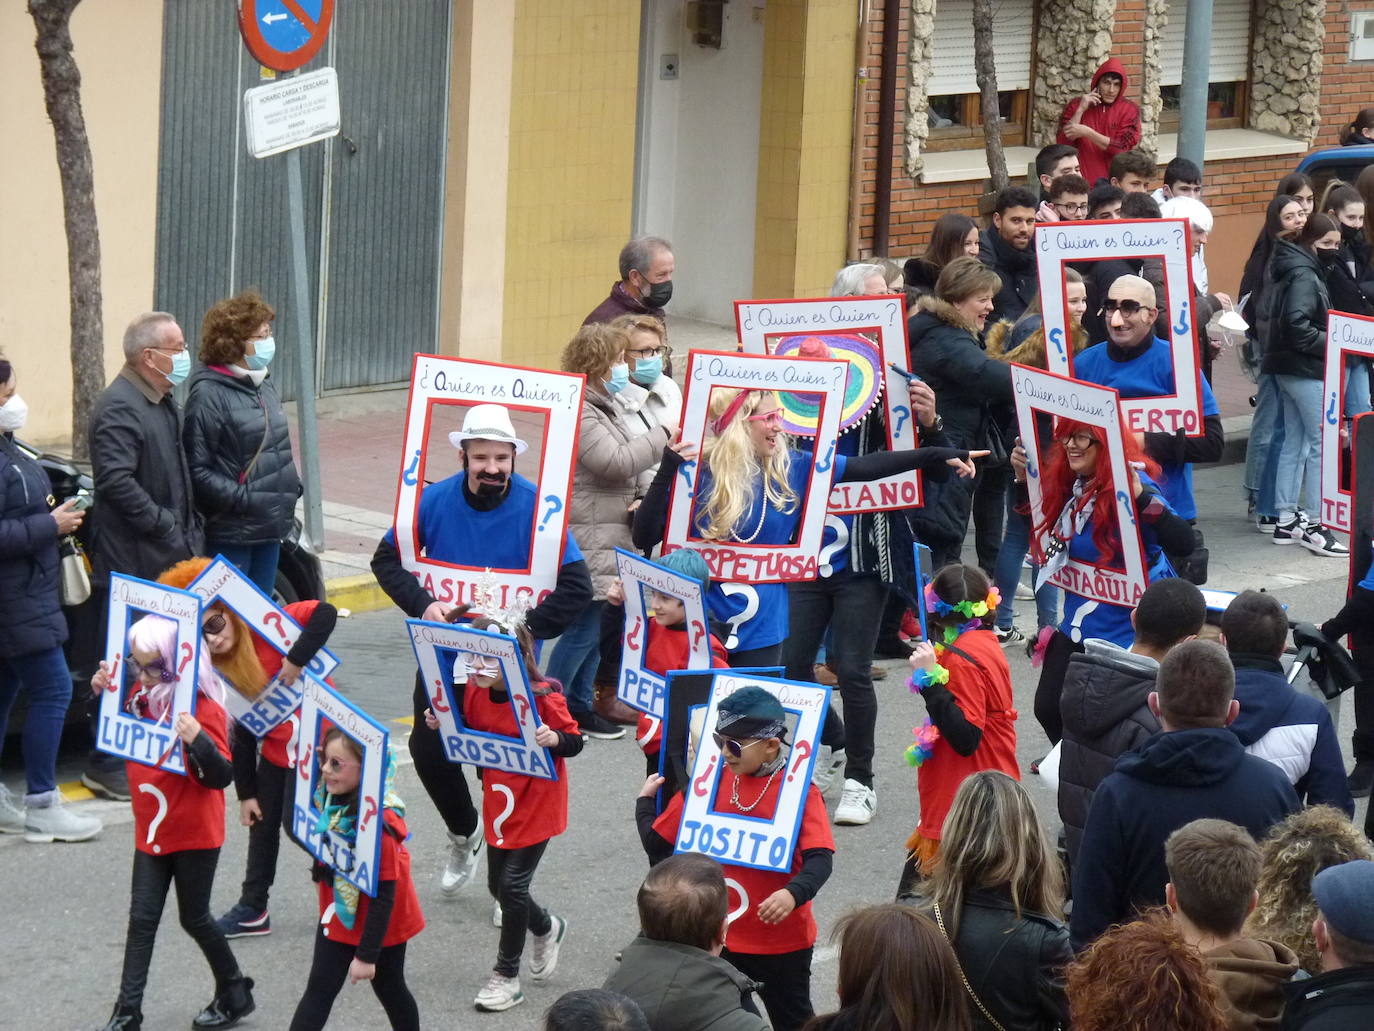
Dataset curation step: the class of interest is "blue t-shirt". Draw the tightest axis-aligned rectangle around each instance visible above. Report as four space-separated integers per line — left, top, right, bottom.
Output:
1072 337 1219 520
384 471 583 569
693 451 847 651
795 431 863 576
1058 473 1177 647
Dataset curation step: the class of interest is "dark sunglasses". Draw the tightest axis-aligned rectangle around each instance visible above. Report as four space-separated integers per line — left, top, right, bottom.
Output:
202 613 227 636
128 658 176 683
711 732 764 758
1100 299 1152 316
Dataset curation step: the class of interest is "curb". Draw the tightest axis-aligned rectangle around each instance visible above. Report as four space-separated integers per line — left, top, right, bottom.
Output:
326 573 391 615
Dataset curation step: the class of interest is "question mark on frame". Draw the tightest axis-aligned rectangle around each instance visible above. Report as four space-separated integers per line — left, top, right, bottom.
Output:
138 783 169 848
1173 224 1185 247
178 641 194 675
566 384 579 410
360 795 378 834
262 611 289 643
676 458 697 500
1116 489 1137 526
693 754 718 797
402 449 421 487
514 694 530 724
538 495 563 531
690 619 706 651
815 439 836 474
885 301 899 325
1048 326 1066 361
893 405 910 437
431 680 450 713
1174 300 1190 337
297 736 313 781
787 740 813 782
626 616 643 652
724 878 750 924
108 653 121 683
720 583 760 652
490 783 516 846
818 515 850 578
1327 391 1339 426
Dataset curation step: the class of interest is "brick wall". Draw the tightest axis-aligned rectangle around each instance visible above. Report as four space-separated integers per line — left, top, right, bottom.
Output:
859 0 1365 264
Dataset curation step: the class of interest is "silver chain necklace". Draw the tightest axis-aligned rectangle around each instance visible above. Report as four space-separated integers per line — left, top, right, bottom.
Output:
730 766 780 812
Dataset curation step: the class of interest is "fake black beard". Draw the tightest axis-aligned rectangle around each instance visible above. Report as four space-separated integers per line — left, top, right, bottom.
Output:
475 477 508 498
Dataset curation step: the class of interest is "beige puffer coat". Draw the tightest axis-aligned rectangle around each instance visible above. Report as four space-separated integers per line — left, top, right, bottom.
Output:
570 390 671 598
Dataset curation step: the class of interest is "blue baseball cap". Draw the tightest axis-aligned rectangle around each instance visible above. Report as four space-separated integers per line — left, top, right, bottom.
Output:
1313 860 1374 945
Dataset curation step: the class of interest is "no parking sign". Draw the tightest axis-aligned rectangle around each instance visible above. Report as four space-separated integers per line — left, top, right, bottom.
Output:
237 0 336 72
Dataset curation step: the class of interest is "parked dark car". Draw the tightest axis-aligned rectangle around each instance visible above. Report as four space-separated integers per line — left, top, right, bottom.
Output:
1295 144 1374 198
6 438 324 731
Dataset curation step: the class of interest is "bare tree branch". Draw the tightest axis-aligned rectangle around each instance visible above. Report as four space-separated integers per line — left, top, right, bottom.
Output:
972 0 1010 194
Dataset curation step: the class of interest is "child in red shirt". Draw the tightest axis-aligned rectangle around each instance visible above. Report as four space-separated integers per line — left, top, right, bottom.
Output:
637 686 835 1031
92 614 255 1031
900 563 1019 894
604 548 730 775
288 728 424 1030
424 612 583 1015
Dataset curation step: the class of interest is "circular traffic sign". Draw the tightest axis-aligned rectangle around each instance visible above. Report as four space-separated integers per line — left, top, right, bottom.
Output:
237 0 336 72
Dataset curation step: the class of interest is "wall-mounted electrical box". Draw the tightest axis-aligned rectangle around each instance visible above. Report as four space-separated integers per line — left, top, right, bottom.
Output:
686 0 726 49
1352 13 1374 61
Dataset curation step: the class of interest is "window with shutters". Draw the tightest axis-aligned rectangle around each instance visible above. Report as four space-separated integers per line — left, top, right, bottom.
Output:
1157 0 1252 129
925 0 1035 151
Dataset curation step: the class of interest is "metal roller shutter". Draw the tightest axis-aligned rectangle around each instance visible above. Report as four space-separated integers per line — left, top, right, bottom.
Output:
1160 0 1252 87
927 0 1034 97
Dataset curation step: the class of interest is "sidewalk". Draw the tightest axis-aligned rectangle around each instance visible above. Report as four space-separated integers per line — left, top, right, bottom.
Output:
298 317 1259 612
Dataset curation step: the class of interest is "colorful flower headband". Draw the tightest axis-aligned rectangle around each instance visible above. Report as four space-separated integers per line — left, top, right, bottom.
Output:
923 582 1001 620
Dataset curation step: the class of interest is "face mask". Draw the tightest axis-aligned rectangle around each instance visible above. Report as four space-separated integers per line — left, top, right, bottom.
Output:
605 363 630 395
632 355 663 385
1316 247 1341 265
0 394 28 433
246 335 276 371
1341 223 1364 244
158 349 192 386
642 279 673 309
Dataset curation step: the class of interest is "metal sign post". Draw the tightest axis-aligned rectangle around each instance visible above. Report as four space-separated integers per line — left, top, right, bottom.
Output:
237 0 337 553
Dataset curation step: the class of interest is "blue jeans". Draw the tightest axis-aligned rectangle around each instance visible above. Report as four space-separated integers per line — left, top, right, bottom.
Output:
1273 374 1325 522
0 645 74 801
991 501 1059 631
1245 374 1285 519
208 540 282 595
544 600 605 714
1345 358 1372 418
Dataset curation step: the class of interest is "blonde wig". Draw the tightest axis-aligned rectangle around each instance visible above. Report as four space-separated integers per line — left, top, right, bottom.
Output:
699 388 796 541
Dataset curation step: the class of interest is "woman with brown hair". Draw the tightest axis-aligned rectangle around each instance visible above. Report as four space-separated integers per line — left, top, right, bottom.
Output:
184 290 300 593
805 904 971 1031
904 214 982 304
1067 912 1227 1031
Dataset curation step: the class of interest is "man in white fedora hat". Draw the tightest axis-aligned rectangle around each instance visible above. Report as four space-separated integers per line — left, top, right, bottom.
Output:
372 401 592 897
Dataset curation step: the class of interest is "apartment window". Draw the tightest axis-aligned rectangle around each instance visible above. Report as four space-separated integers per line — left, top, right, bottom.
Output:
926 0 1034 151
1159 0 1251 129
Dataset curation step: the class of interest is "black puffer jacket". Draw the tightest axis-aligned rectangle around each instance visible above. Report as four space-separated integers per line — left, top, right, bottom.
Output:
1322 229 1374 318
1057 639 1160 867
184 365 301 544
0 435 66 657
979 228 1037 324
1260 239 1331 381
907 296 1015 450
88 367 203 583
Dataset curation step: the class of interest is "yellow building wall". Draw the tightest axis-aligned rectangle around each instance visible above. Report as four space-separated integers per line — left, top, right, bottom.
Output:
753 0 856 299
0 2 163 446
500 0 642 372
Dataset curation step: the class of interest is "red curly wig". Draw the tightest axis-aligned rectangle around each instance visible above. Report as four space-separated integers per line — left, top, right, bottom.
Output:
1033 417 1161 566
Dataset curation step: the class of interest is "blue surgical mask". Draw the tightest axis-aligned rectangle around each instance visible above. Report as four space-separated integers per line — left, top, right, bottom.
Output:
605 362 630 395
246 335 276 371
632 355 663 385
165 349 191 386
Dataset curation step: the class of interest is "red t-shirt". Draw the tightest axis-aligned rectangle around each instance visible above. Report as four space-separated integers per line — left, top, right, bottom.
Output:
128 695 231 856
317 809 426 947
653 774 834 954
464 681 580 850
916 629 1019 840
635 622 729 755
251 600 321 770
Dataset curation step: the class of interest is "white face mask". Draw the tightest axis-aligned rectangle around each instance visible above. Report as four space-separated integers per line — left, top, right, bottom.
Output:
0 394 28 433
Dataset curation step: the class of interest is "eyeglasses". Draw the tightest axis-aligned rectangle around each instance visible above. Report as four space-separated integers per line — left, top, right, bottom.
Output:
1054 202 1089 215
711 732 765 758
128 658 176 683
746 410 784 427
1100 299 1153 316
316 752 360 773
201 613 227 636
626 346 668 360
1058 432 1098 451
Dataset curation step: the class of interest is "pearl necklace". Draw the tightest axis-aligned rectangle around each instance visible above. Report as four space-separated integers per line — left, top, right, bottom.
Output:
730 766 780 812
732 491 768 544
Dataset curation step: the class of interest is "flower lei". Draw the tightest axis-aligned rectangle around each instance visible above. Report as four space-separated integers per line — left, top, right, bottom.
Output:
904 719 940 767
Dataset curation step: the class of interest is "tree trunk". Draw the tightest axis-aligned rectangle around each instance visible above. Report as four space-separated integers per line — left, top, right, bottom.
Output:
29 0 103 461
972 0 1009 194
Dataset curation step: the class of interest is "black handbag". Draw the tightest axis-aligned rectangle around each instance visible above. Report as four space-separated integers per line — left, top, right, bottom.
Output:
982 413 1012 468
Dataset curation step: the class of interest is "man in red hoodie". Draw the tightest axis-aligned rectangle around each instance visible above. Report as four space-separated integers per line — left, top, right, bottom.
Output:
1057 58 1141 187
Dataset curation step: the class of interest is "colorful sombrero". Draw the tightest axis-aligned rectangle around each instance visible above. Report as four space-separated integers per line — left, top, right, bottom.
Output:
770 332 884 436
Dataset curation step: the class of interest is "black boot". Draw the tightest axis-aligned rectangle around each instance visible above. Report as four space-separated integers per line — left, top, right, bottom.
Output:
1349 761 1374 799
192 976 255 1029
96 1004 141 1031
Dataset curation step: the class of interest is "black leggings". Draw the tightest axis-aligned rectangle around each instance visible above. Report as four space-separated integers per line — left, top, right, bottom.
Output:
728 644 783 668
487 841 552 977
118 848 242 1009
238 759 296 912
1033 629 1084 745
408 674 480 838
722 946 814 1031
288 931 419 1031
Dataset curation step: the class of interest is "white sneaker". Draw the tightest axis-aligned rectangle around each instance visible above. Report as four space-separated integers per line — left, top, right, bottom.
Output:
811 747 845 795
529 914 566 981
493 899 503 927
1299 521 1349 558
0 785 24 834
24 796 102 843
834 779 876 826
474 972 524 1012
441 826 484 896
1014 582 1035 601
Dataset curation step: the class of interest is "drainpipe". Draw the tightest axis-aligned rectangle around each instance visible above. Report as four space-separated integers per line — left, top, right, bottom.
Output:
1177 0 1213 170
872 0 901 256
847 0 873 261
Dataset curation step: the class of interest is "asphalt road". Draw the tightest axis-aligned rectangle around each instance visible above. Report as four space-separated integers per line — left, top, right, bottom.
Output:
2 460 1365 1030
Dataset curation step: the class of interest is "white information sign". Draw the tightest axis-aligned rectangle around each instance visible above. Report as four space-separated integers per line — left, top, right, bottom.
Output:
244 66 341 159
